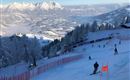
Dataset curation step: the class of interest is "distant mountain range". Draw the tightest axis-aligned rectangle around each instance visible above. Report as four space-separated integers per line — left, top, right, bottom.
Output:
0 1 63 10
0 1 129 40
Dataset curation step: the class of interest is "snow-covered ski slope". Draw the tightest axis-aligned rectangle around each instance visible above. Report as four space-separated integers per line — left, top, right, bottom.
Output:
32 29 130 80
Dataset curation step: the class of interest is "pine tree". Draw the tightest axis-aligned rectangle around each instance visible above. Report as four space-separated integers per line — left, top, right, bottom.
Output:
91 21 98 32
125 16 130 23
99 23 105 31
0 36 2 48
113 21 119 29
23 44 29 63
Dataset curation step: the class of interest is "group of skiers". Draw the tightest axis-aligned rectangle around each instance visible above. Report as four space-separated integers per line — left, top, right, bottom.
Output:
90 43 119 75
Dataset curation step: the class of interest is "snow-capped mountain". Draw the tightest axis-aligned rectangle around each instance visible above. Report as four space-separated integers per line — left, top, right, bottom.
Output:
0 2 128 40
37 2 63 10
3 1 63 11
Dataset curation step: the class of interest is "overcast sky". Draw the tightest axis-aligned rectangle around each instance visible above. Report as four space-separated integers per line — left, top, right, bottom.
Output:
1 0 129 5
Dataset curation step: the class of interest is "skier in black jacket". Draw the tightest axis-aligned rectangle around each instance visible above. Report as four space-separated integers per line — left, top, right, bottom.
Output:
114 47 118 55
93 62 99 74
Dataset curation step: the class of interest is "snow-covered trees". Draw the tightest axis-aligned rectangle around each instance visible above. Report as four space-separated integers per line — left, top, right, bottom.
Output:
121 16 130 24
42 24 89 57
41 39 61 58
0 35 42 68
124 16 130 24
91 21 98 32
0 36 1 48
0 49 10 68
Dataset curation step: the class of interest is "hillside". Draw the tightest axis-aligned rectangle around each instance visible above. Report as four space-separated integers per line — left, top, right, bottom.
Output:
32 29 130 80
0 28 129 80
71 5 130 24
94 5 130 23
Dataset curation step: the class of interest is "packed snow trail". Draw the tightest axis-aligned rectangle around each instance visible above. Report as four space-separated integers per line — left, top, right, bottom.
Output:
32 32 130 80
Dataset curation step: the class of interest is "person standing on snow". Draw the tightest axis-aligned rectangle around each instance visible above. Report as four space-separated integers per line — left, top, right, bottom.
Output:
114 47 118 55
93 61 99 74
114 44 118 55
89 56 92 60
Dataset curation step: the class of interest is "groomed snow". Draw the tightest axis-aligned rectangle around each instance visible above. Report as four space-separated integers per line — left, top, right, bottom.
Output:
32 29 130 80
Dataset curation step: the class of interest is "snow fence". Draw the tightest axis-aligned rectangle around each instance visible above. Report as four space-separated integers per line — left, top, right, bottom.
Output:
0 54 83 80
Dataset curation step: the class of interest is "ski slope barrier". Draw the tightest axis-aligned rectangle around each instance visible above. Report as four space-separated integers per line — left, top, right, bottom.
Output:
0 53 83 80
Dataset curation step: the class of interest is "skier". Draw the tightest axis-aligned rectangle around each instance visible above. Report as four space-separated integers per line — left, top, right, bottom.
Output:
89 56 92 60
114 44 117 47
92 44 94 47
103 45 105 48
93 62 99 74
114 47 118 55
98 45 100 48
119 40 121 44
